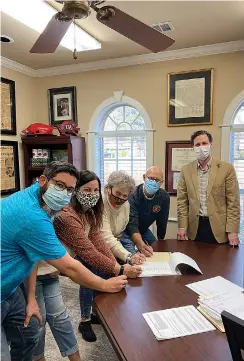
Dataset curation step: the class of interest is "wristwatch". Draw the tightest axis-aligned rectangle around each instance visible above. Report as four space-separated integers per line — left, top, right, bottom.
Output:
119 265 124 276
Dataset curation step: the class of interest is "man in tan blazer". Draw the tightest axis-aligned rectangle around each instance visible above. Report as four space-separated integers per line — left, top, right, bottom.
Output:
177 130 240 245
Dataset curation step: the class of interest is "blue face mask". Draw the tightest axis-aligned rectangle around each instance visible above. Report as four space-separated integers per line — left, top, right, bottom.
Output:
145 178 160 195
42 184 72 211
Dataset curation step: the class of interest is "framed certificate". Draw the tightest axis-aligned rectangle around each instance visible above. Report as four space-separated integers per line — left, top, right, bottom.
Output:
1 140 20 195
0 77 17 135
168 69 213 127
165 141 196 195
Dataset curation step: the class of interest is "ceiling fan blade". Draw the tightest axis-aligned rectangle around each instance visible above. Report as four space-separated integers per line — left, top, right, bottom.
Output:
96 6 175 53
30 14 72 53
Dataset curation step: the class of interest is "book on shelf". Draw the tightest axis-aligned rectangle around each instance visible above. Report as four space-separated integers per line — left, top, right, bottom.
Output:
52 149 69 162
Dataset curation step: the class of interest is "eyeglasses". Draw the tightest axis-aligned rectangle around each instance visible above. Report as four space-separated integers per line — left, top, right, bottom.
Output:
51 178 76 196
147 176 164 184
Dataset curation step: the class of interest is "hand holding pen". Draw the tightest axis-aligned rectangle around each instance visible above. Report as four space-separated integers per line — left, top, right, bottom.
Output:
140 240 154 257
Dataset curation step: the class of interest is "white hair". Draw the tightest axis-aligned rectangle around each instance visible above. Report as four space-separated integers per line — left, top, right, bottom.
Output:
105 171 136 194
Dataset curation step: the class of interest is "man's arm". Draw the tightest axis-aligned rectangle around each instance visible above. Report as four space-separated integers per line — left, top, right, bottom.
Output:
225 164 240 234
177 170 189 240
156 194 170 240
177 170 189 229
48 253 127 293
24 264 42 327
126 195 146 250
126 195 142 245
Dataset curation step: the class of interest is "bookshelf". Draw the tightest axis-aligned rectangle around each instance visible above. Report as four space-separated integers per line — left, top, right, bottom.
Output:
22 135 86 187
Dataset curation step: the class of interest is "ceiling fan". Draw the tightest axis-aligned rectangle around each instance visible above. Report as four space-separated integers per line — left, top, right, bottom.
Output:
30 0 175 54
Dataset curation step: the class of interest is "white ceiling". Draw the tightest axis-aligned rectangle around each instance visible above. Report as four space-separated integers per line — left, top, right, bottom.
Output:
1 1 244 69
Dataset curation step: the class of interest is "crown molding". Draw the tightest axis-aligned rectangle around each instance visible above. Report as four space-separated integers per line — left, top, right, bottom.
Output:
1 56 36 77
1 40 244 78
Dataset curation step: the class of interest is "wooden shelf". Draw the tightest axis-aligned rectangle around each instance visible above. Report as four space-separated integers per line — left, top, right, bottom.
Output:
28 166 45 171
22 135 86 187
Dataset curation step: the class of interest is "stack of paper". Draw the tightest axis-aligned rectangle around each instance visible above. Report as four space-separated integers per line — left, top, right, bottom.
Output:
186 276 244 331
140 252 202 277
186 276 244 297
143 305 215 340
197 292 244 331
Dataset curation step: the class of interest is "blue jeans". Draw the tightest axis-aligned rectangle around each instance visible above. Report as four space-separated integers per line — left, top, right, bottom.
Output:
1 286 40 361
33 275 78 360
76 258 109 320
121 229 157 254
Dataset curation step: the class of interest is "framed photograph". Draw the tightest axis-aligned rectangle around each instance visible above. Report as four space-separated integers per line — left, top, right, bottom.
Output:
0 77 16 135
165 141 196 195
48 86 77 126
168 69 213 127
1 140 20 195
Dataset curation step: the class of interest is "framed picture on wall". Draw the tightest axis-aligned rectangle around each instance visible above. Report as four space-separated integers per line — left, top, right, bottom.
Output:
1 140 20 195
168 69 213 127
48 86 77 126
165 141 196 195
0 77 17 135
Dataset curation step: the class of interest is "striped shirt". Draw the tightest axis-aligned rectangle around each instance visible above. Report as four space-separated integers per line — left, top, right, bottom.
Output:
197 159 212 216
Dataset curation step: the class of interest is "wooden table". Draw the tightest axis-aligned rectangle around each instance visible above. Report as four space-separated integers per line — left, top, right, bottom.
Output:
94 240 244 361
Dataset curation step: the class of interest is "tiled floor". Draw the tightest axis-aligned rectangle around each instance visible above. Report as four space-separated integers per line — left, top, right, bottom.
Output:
44 276 119 361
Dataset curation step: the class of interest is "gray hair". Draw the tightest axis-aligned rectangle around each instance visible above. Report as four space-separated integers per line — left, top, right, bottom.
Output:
105 171 136 194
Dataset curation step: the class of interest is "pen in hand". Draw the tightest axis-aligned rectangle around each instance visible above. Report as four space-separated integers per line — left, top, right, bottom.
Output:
144 240 154 254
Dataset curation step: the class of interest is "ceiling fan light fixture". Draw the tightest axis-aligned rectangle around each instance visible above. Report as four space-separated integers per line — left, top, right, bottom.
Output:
1 0 101 52
62 1 90 19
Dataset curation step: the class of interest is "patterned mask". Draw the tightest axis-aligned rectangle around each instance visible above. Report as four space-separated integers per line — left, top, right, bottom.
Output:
76 191 100 209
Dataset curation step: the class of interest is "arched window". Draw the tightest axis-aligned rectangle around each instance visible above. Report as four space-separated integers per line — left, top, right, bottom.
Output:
229 101 244 243
88 93 153 186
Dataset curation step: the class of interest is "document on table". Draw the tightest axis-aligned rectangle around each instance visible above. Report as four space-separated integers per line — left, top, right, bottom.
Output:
186 276 244 297
140 262 175 276
146 252 171 263
199 292 244 321
140 252 202 277
143 305 215 340
186 276 244 330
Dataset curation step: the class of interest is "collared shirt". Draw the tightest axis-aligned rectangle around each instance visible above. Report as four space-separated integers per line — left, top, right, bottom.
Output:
197 158 212 216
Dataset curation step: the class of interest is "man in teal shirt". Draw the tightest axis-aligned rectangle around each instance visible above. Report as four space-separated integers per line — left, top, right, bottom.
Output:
1 161 127 361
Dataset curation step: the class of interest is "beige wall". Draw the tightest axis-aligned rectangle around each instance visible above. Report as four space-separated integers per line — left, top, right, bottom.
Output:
1 67 37 192
34 51 244 236
2 51 244 236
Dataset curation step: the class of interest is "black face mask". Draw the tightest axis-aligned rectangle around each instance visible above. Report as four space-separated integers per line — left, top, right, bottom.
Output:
109 188 127 206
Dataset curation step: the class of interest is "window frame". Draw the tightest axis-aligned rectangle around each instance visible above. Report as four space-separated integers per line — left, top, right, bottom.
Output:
88 93 153 180
221 90 244 162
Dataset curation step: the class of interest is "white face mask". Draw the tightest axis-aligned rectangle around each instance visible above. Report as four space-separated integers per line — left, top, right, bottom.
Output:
194 145 211 161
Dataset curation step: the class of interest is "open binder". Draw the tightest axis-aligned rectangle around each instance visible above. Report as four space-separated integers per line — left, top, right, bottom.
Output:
140 252 202 277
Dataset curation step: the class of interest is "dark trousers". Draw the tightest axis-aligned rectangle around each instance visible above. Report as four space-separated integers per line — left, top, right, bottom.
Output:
1 286 40 361
194 216 218 244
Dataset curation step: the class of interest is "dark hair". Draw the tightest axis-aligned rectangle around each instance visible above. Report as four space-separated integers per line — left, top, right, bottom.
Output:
190 130 213 145
43 161 79 180
72 170 104 229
